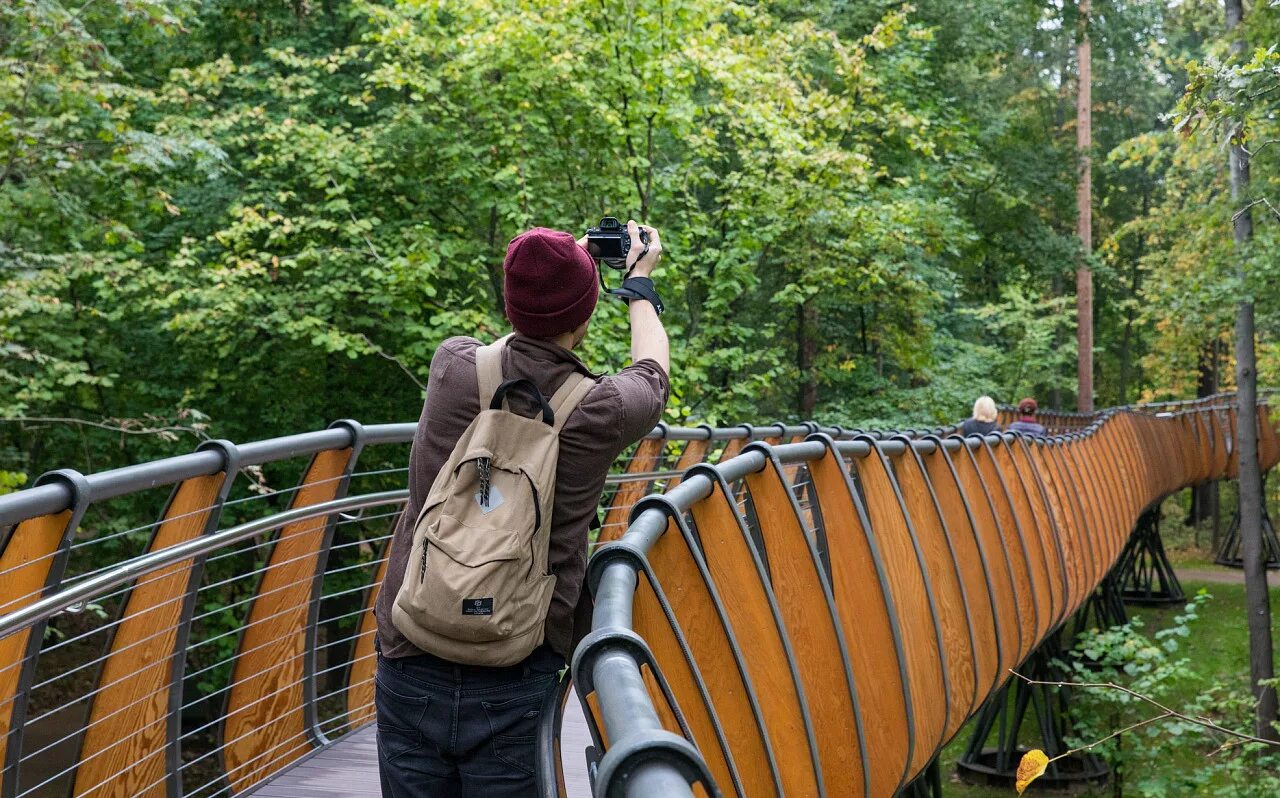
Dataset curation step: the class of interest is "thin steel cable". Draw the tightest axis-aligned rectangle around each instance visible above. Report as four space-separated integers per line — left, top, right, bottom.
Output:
19 546 389 697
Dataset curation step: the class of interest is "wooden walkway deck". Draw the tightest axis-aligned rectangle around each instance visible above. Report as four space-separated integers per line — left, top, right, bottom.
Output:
245 695 595 797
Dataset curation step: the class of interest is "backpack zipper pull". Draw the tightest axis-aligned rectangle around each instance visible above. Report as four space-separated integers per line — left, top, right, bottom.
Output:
419 537 429 583
477 457 491 509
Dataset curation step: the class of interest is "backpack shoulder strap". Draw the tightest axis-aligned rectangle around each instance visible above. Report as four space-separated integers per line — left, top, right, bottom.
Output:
548 371 596 433
475 334 513 409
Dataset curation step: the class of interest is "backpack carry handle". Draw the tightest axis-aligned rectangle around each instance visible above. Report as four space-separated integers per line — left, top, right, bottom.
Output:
490 379 555 426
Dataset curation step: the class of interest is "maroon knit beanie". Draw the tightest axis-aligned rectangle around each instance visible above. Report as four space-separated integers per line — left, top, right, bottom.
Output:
503 228 599 338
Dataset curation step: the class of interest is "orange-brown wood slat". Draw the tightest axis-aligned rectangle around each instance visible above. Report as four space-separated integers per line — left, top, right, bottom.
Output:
667 439 711 490
688 477 822 797
743 453 867 797
1062 442 1112 577
345 537 391 728
987 440 1056 646
1005 438 1069 633
1048 442 1102 596
919 443 1004 708
847 440 948 780
630 570 741 795
886 442 979 741
223 447 356 793
0 509 76 791
637 515 779 797
807 445 913 795
1026 443 1085 615
600 438 665 543
949 444 1025 678
964 442 1038 663
74 472 229 798
1088 431 1130 564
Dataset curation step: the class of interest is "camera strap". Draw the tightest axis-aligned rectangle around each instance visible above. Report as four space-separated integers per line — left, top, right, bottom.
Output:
607 276 664 315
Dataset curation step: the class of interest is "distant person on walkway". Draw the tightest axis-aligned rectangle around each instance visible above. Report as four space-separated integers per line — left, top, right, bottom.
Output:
1006 397 1047 436
961 395 999 436
374 220 669 797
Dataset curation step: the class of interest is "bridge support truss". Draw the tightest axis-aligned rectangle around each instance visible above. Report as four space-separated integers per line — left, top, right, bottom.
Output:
955 629 1109 789
1215 477 1280 569
1114 506 1185 605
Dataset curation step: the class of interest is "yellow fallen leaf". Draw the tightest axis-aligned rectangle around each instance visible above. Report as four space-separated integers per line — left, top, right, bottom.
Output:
1015 749 1049 795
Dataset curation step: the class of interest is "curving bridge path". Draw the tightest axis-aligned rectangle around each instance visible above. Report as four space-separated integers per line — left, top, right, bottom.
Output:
0 396 1274 798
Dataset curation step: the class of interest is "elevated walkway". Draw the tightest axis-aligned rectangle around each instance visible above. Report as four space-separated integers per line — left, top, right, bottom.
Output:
0 395 1274 797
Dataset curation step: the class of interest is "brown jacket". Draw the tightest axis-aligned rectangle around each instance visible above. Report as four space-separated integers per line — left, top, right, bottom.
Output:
376 334 669 660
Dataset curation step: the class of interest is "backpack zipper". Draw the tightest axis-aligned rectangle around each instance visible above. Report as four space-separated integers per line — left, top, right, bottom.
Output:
477 457 492 509
419 537 429 583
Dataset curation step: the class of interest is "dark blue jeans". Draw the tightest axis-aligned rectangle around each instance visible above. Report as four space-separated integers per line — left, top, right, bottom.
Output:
375 646 564 798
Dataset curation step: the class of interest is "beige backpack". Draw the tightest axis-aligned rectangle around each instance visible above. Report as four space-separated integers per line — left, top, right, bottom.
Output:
392 336 594 666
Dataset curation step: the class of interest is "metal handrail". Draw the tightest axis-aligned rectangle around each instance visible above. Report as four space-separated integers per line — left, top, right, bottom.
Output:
0 491 408 641
578 398 1272 796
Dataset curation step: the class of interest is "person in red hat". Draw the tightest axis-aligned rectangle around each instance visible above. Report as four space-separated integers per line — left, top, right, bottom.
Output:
1006 397 1047 436
374 220 668 797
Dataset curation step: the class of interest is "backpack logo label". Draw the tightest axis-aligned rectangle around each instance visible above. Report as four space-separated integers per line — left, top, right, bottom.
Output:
475 484 504 513
462 597 494 616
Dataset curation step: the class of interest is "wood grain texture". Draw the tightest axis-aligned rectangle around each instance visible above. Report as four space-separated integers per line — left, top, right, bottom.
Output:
600 438 665 543
949 446 1024 674
344 541 389 729
807 445 912 796
224 448 354 794
688 481 821 797
639 516 778 797
631 566 740 795
743 457 865 797
919 445 1002 710
0 510 74 782
882 446 976 744
987 442 1055 647
74 473 226 798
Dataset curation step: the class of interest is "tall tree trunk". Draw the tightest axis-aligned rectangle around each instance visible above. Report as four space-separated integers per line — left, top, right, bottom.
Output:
798 301 817 417
1075 0 1094 413
1225 0 1278 743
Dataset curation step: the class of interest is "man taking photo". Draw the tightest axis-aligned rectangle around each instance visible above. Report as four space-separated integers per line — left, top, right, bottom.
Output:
374 219 669 797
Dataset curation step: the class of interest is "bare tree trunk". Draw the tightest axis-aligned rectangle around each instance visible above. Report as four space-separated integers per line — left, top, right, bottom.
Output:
1075 0 1094 413
1225 0 1278 743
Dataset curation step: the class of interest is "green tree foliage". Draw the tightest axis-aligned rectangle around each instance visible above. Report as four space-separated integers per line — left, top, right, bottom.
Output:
1 0 1276 482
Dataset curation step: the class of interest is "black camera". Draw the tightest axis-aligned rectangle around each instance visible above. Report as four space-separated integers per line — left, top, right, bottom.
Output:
585 216 649 269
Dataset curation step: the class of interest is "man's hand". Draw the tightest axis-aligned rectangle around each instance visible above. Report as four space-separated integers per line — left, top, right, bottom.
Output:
625 220 661 277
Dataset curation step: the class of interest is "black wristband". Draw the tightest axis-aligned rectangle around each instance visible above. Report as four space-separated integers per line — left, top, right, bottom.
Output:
613 276 664 315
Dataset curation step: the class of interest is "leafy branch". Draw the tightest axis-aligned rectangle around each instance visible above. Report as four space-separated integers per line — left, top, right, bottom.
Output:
1011 669 1280 794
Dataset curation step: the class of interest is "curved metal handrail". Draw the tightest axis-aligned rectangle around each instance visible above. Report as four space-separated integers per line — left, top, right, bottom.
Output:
578 397 1279 796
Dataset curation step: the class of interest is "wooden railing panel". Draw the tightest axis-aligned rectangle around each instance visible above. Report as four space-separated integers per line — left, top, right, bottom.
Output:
919 444 1003 708
989 440 1056 645
601 438 665 543
74 472 230 798
1005 438 1069 632
688 478 821 797
886 443 978 741
0 508 78 796
949 445 1024 678
807 445 912 795
640 515 779 797
345 539 390 729
743 452 866 797
848 440 947 780
223 446 357 793
961 444 1038 663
